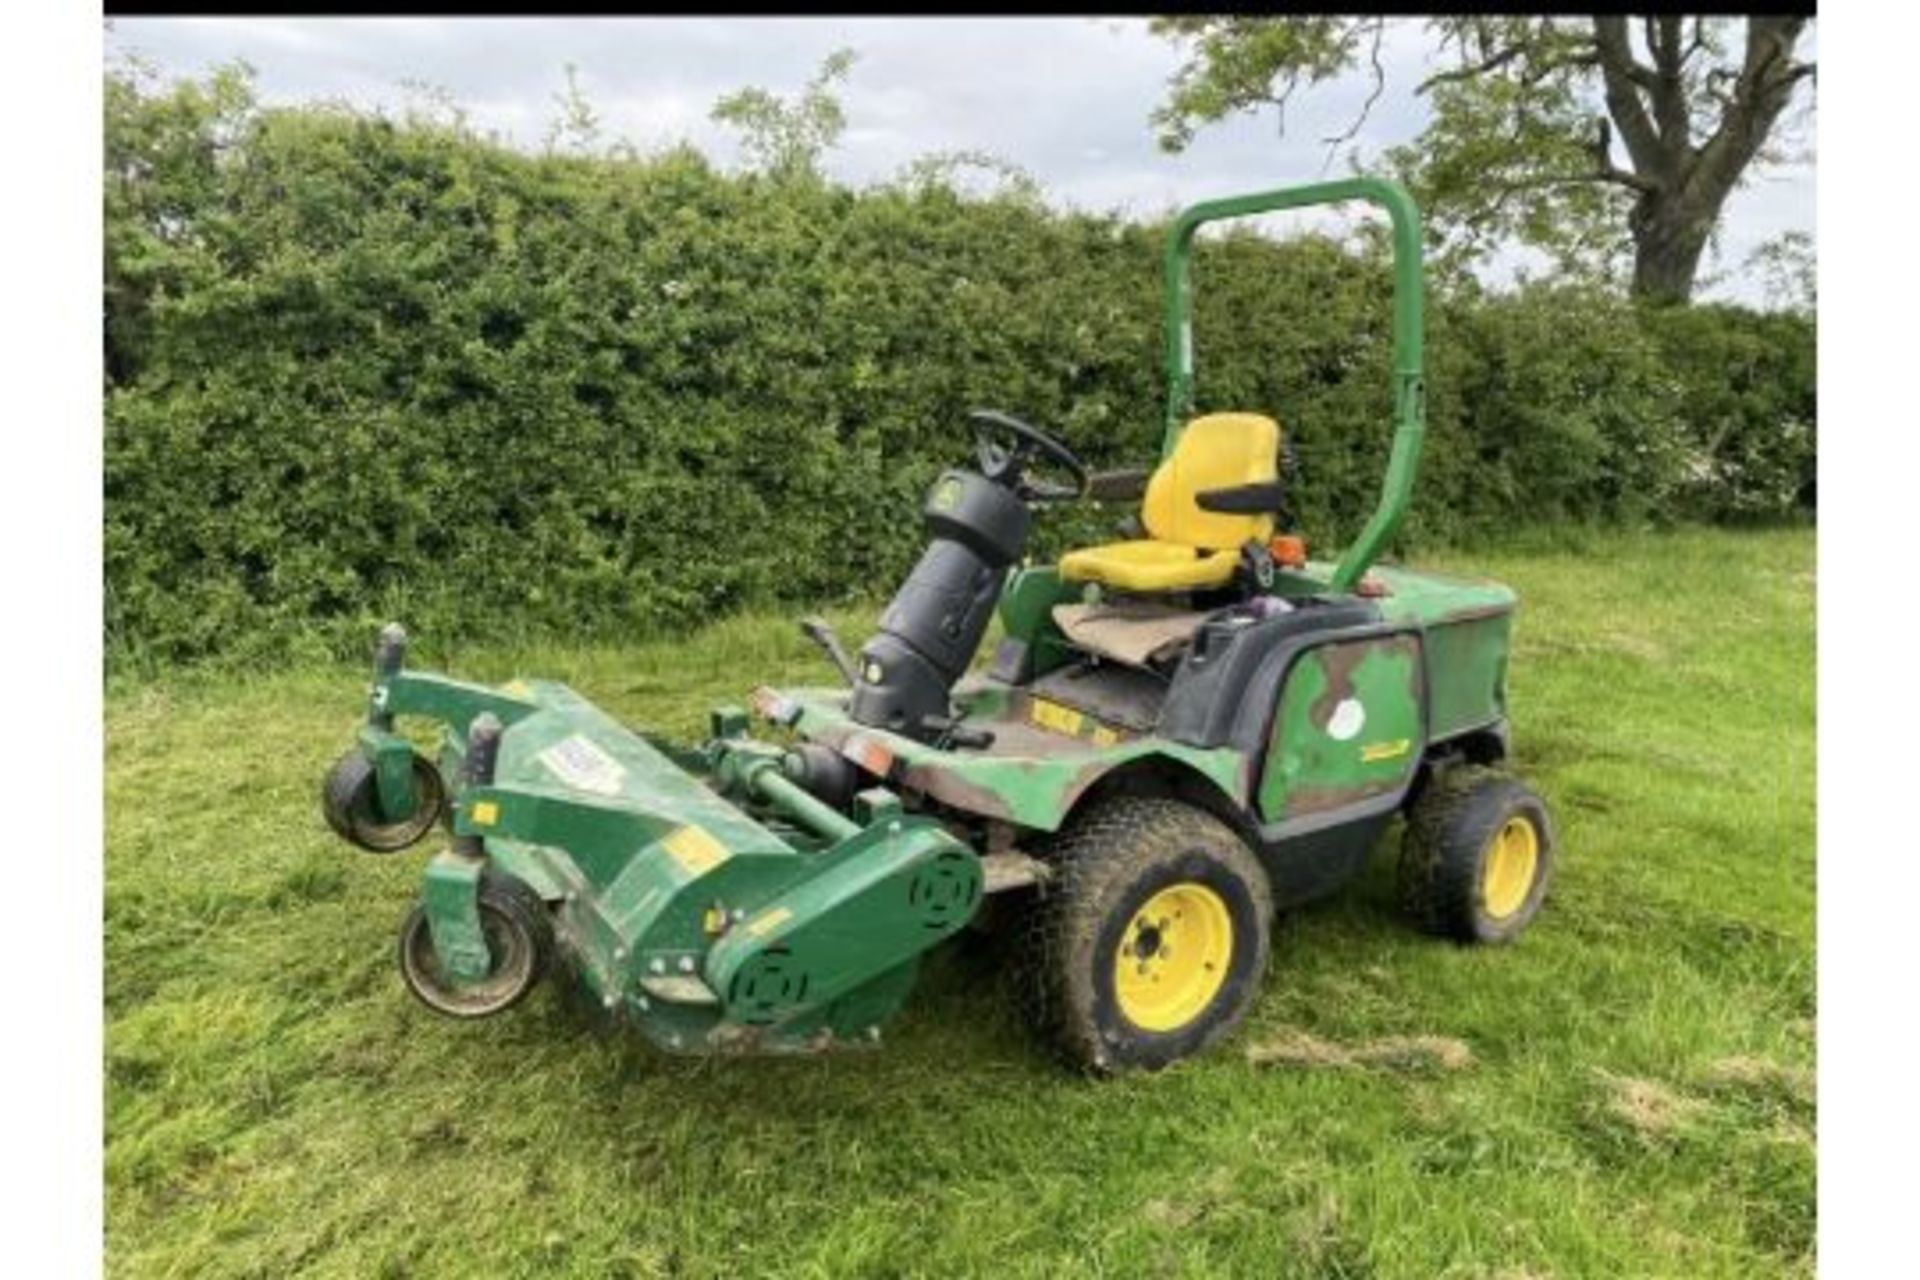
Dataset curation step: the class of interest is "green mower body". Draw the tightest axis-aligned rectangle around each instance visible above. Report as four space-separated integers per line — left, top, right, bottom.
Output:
321 179 1556 1070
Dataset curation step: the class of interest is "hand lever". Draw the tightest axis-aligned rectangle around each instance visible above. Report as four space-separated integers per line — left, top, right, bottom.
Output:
800 617 859 687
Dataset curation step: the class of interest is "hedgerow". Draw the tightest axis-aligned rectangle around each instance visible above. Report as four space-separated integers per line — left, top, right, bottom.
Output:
104 69 1814 667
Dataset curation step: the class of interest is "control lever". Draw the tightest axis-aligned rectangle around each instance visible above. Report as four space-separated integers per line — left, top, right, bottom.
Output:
800 617 859 687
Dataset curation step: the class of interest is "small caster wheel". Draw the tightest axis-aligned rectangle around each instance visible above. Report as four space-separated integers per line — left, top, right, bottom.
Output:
397 873 553 1019
320 750 446 853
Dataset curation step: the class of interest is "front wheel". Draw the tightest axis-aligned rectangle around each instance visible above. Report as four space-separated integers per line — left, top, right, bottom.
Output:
1017 797 1273 1074
321 750 446 853
397 873 553 1018
1399 766 1555 943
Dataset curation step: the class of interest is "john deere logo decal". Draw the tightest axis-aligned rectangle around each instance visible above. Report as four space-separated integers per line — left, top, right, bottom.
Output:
1361 738 1412 764
930 476 963 511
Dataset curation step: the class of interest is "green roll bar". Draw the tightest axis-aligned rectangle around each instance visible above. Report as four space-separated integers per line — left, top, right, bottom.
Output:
1161 177 1425 593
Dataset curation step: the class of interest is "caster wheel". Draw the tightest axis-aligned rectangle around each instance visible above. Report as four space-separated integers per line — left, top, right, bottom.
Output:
321 750 446 853
397 873 553 1019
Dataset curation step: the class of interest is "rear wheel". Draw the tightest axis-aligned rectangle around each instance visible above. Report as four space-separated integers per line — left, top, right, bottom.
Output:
1017 797 1272 1073
1399 766 1554 943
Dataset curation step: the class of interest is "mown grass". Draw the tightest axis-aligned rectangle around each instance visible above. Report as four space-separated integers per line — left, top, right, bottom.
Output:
105 526 1814 1278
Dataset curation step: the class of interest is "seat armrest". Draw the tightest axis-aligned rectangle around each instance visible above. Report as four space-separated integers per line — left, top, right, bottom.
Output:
1195 481 1286 514
1086 468 1151 502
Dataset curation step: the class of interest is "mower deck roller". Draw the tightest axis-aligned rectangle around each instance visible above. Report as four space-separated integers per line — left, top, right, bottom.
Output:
320 178 1556 1071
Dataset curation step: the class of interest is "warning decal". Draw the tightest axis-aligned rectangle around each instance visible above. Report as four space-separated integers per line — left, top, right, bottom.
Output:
538 733 627 796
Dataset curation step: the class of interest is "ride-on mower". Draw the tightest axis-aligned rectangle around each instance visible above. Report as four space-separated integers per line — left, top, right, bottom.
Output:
320 178 1555 1072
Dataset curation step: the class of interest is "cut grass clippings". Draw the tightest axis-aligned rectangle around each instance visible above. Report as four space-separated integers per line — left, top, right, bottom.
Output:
105 526 1816 1278
1247 1029 1476 1073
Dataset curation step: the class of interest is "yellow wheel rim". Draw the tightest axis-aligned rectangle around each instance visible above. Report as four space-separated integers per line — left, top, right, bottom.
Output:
1481 815 1540 919
1113 883 1234 1032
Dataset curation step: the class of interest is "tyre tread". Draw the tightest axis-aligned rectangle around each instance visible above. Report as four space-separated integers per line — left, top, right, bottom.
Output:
1015 796 1272 1073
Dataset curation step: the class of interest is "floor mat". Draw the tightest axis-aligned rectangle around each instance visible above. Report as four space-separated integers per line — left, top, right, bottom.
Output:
1051 600 1210 668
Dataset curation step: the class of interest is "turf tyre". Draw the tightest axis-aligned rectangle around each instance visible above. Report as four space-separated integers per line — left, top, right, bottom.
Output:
1017 796 1272 1074
1399 766 1554 944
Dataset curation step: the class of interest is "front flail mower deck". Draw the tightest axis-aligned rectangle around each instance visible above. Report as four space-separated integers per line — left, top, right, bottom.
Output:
322 630 987 1053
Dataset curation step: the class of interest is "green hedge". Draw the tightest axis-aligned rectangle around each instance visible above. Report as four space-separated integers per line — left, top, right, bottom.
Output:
104 71 1815 667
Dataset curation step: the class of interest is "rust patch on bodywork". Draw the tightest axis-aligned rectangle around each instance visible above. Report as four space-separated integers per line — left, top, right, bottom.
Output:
1282 781 1395 817
896 764 1017 822
1307 641 1370 729
803 723 900 783
780 688 1245 832
748 685 801 726
1430 602 1513 627
1259 632 1425 823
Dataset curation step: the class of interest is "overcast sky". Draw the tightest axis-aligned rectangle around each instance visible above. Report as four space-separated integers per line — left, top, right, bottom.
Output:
107 16 1815 305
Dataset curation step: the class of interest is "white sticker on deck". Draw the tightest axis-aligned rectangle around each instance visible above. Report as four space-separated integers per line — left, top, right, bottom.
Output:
538 734 627 796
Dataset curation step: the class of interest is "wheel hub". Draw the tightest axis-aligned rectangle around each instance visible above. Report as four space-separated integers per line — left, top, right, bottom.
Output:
1113 883 1233 1032
1481 815 1539 919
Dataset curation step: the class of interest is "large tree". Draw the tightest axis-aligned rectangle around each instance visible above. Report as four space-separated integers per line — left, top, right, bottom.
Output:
1150 16 1815 303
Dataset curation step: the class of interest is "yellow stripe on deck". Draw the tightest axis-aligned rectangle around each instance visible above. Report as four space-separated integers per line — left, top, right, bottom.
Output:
660 824 730 876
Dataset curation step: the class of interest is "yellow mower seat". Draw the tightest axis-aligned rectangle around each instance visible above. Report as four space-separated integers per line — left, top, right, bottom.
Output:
1058 412 1281 593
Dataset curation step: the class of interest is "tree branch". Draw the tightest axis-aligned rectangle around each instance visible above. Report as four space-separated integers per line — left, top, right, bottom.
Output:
1645 16 1669 72
1467 168 1637 235
1586 117 1660 192
1419 22 1597 95
1687 16 1811 205
1321 16 1387 165
1418 41 1524 93
1520 50 1599 85
1648 14 1693 160
1592 16 1664 174
1680 17 1708 69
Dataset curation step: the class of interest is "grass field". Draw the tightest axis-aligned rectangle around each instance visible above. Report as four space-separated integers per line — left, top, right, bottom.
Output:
105 526 1815 1278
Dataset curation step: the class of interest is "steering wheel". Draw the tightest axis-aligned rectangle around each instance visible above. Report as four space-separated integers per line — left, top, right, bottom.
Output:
967 409 1090 503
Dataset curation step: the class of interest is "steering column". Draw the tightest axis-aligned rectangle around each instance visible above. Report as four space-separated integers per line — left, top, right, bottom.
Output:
846 410 1087 743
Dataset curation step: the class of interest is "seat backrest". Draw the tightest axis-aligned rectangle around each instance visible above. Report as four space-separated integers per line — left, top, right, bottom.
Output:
1141 412 1282 550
